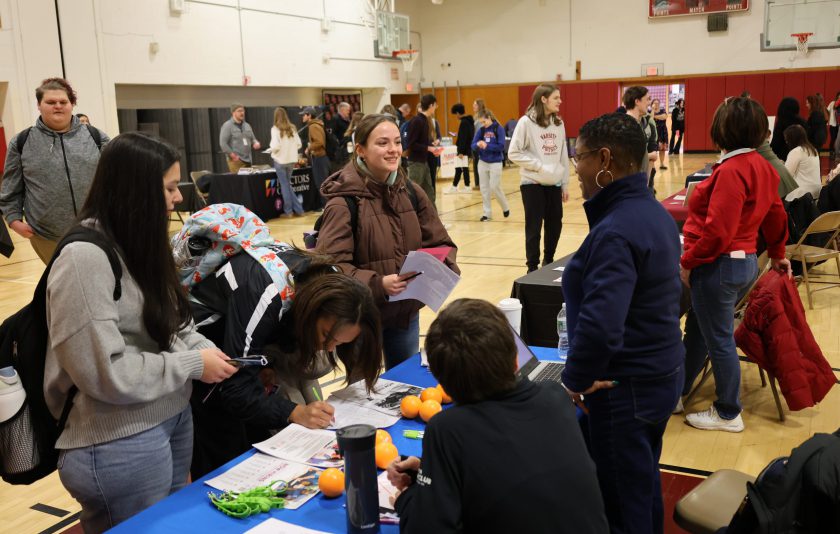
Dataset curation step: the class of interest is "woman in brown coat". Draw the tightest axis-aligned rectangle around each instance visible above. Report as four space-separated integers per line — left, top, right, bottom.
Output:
317 114 459 369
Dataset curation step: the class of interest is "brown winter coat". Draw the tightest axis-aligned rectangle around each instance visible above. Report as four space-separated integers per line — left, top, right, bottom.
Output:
307 119 327 157
317 162 459 328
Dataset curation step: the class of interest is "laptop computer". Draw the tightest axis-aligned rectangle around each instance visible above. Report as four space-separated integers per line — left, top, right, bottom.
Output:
513 326 567 384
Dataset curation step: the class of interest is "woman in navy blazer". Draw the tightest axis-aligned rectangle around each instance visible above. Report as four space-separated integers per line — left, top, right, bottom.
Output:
560 113 684 534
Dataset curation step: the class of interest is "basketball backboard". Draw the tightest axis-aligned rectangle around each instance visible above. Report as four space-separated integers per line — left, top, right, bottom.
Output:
374 10 410 58
762 0 840 50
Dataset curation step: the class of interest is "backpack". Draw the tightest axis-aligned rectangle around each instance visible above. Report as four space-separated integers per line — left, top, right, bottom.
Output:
725 428 840 533
16 124 103 153
319 122 341 163
0 226 122 485
303 182 420 250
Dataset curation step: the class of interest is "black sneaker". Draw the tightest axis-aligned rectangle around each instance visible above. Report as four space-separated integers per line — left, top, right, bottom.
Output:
480 216 491 222
659 165 667 170
503 210 510 218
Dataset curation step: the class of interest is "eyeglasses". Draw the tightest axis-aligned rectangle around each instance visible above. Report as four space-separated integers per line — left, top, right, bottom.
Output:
572 148 601 165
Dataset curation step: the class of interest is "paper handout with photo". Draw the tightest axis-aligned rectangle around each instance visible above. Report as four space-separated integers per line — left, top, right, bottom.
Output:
204 453 321 509
326 401 401 430
390 250 460 312
329 378 423 416
253 424 342 469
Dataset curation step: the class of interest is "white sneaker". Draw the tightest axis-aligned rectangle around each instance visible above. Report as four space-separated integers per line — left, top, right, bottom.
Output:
685 406 744 433
457 186 471 194
443 185 458 194
672 397 684 414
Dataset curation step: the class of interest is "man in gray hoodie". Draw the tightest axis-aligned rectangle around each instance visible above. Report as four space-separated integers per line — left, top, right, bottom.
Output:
0 77 109 263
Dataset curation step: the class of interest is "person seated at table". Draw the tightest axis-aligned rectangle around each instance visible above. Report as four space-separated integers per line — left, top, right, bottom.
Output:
316 113 459 370
387 298 608 534
183 240 383 478
783 124 822 202
560 112 684 534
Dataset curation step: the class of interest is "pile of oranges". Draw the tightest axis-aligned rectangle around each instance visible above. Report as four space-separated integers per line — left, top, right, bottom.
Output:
374 429 398 469
400 384 451 422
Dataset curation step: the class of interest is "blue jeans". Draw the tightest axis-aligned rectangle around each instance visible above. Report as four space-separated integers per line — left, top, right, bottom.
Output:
689 254 758 419
382 313 420 370
58 408 193 533
273 162 303 215
586 367 682 534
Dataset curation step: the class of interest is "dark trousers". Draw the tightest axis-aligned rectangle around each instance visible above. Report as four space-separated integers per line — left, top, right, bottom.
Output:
521 184 563 271
669 128 684 154
311 155 331 208
586 367 683 534
427 158 438 194
452 166 470 187
830 125 838 154
472 150 481 188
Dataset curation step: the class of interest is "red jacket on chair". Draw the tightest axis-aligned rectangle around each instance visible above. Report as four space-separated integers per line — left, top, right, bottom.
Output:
735 271 835 411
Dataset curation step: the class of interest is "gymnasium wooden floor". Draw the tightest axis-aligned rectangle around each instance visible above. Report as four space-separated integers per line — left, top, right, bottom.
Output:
1 153 838 533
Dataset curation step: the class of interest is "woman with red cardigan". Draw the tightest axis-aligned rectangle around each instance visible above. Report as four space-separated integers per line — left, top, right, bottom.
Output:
680 97 790 433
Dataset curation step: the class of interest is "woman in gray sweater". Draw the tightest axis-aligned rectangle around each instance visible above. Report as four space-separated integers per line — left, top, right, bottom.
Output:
44 133 237 533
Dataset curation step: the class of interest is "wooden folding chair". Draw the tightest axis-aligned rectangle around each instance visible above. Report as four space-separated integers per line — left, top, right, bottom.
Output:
683 252 786 422
190 170 210 208
784 210 840 309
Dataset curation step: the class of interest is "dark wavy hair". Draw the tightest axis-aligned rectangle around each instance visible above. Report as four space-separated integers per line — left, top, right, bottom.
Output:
578 113 647 172
291 273 382 391
36 77 77 105
78 132 191 350
426 299 517 404
784 124 818 157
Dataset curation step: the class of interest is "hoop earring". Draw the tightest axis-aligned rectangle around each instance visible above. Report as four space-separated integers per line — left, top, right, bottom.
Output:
595 170 614 189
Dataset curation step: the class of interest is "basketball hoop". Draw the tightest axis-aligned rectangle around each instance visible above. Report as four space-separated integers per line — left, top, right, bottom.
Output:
791 32 813 55
393 49 419 73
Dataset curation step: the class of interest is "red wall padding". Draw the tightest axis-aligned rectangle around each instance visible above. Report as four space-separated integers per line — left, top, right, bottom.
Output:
517 82 620 138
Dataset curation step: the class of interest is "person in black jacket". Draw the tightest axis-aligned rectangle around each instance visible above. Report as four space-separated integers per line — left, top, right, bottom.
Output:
445 103 474 193
389 299 608 534
770 97 807 161
805 94 828 151
669 98 685 154
187 246 383 478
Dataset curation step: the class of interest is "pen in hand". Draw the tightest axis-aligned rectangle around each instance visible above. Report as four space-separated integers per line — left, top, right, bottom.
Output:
312 386 336 424
400 271 423 282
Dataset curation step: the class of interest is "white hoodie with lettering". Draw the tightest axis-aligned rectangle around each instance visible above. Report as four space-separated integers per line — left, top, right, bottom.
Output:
508 111 569 191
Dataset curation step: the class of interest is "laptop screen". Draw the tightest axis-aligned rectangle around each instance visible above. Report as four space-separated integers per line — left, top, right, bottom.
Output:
511 325 539 372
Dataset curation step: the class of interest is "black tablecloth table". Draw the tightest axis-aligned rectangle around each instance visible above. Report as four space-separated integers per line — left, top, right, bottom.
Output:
510 253 574 348
204 167 319 222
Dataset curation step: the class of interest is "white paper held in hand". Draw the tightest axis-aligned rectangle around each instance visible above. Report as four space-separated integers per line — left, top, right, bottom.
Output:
391 250 460 312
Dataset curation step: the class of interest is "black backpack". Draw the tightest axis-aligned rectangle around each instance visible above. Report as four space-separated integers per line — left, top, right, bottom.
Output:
725 428 840 533
303 182 420 250
0 226 122 485
16 124 104 153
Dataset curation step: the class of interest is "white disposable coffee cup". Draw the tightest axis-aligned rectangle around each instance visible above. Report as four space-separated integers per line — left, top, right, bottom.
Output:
498 298 523 335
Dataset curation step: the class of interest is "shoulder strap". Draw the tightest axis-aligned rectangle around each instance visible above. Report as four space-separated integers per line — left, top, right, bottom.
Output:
344 196 359 233
48 226 123 301
85 124 103 150
15 127 32 154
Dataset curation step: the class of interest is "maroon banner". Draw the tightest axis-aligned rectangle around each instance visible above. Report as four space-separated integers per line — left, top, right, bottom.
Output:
649 0 749 18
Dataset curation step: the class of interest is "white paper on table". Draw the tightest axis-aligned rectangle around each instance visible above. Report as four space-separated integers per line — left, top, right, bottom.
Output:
553 265 565 272
326 401 400 430
245 518 331 534
679 234 685 244
378 470 399 512
390 251 460 312
553 276 563 283
329 379 423 416
204 453 321 510
673 195 686 201
253 424 341 468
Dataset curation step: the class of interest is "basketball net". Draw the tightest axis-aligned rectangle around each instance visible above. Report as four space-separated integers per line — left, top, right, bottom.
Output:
394 50 418 73
791 32 813 55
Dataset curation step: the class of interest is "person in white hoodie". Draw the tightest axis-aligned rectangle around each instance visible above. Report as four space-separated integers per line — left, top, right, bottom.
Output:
508 84 570 272
269 107 304 217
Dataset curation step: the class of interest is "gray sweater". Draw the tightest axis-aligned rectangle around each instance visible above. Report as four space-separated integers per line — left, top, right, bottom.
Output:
0 116 109 241
219 119 258 163
44 242 212 449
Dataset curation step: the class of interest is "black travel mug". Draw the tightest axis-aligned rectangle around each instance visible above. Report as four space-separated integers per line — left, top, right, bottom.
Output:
336 424 380 534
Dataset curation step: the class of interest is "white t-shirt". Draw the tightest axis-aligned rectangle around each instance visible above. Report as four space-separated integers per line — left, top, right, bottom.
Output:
828 101 837 128
784 146 822 201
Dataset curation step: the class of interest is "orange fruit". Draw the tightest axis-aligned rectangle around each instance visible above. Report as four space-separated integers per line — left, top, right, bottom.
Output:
420 387 442 404
318 467 345 498
437 384 452 404
376 429 392 445
375 442 399 469
400 395 422 418
419 399 442 422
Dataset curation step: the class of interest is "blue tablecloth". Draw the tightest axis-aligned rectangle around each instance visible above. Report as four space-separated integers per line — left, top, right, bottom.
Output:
112 346 561 533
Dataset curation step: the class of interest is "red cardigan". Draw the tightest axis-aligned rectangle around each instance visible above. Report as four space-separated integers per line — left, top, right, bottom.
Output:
681 150 788 270
734 271 835 411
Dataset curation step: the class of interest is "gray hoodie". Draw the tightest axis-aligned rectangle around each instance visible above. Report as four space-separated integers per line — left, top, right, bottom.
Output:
0 116 109 241
508 111 570 190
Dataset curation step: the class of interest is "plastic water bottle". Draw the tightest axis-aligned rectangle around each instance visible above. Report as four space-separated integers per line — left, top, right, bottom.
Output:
557 305 569 355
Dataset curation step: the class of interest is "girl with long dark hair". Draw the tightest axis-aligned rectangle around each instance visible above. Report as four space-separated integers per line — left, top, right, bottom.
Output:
44 132 237 532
